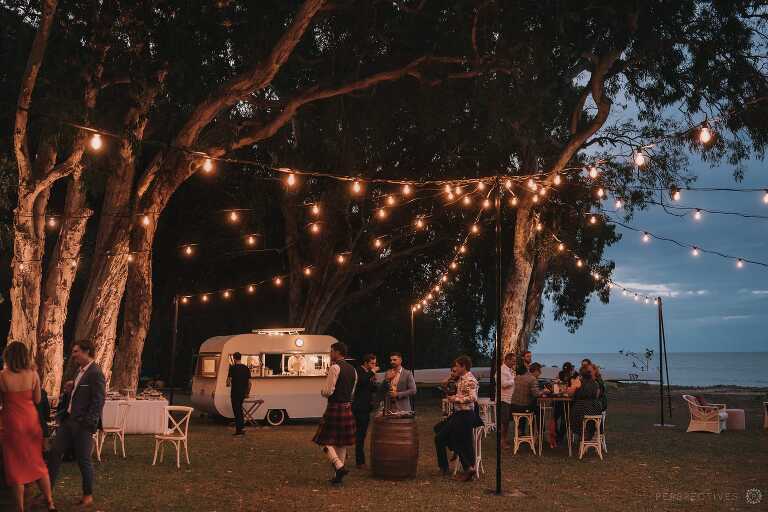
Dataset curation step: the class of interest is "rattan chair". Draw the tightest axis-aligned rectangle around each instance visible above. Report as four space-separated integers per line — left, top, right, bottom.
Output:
682 395 727 434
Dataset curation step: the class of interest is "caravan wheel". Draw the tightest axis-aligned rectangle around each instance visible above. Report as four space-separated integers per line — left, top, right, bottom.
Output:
265 409 287 426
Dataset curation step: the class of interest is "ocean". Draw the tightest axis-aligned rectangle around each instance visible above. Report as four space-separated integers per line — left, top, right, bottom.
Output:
533 352 768 388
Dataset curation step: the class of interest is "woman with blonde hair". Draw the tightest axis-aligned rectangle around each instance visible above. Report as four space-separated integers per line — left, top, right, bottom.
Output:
0 341 57 511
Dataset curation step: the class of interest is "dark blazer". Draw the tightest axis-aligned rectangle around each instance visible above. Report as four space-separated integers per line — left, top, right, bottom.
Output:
56 362 106 433
352 366 377 413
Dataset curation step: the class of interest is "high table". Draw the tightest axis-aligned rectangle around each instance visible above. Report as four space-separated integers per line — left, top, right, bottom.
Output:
537 396 573 456
102 399 168 434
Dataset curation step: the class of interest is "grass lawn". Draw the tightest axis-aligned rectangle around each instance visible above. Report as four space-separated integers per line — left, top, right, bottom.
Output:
27 385 768 511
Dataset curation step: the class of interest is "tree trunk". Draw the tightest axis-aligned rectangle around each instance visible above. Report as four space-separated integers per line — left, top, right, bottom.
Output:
516 247 549 352
110 219 155 391
36 170 91 397
500 203 537 357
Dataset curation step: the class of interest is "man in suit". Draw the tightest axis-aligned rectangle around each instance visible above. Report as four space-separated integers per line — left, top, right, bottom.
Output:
47 339 106 508
379 352 416 413
227 352 251 436
352 354 378 468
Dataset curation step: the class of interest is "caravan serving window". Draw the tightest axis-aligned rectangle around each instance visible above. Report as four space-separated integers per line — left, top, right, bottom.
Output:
259 352 330 377
226 353 263 378
197 354 220 378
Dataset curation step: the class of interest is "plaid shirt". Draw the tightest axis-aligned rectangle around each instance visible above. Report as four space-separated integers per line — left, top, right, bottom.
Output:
450 371 478 412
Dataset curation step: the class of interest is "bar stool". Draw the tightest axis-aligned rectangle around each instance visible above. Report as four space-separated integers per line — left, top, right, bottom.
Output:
453 426 485 479
601 411 608 453
512 412 536 455
538 403 555 454
579 415 604 460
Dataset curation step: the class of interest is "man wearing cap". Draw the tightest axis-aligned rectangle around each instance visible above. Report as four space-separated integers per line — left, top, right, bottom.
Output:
228 352 251 435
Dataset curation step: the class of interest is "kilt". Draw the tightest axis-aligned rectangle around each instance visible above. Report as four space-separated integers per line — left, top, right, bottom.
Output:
313 402 356 446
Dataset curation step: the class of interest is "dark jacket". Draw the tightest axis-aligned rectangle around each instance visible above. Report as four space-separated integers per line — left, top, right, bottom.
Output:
329 360 357 403
56 362 106 433
228 363 251 397
352 365 377 413
36 389 51 438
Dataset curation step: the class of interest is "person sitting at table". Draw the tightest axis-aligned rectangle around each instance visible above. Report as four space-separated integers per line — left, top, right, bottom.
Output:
592 364 608 412
0 341 57 512
571 367 603 441
516 350 533 374
554 362 576 442
509 363 545 435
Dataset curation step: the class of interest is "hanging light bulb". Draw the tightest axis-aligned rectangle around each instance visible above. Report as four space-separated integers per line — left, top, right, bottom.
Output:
539 187 547 197
415 217 425 229
691 246 700 257
246 235 257 246
202 158 214 174
181 296 189 304
373 238 382 249
447 192 455 201
471 224 479 234
310 222 320 234
588 166 599 179
47 217 57 228
402 184 412 196
482 198 491 209
644 297 650 304
505 179 512 189
615 199 624 209
377 208 387 219
223 290 231 299
763 190 768 204
535 222 543 232
592 272 600 280
693 209 702 221
127 253 134 263
532 194 539 203
633 293 639 301
557 242 565 252
589 214 598 225
510 196 518 207
454 186 462 196
387 195 396 206
70 259 78 269
444 184 452 194
736 258 744 268
427 293 433 300
699 125 712 144
229 211 239 223
247 285 255 294
459 245 467 254
553 174 562 186
622 290 628 296
286 173 297 188
671 188 681 201
421 299 428 306
642 232 651 243
336 254 346 265
462 195 471 206
201 294 209 303
634 149 646 167
184 245 193 256
416 303 422 310
304 266 312 276
411 306 417 313
477 182 486 191
576 259 583 268
89 133 103 151
434 285 441 292
596 188 604 198
527 178 537 191
311 204 320 216
441 275 448 283
450 262 458 270
351 180 362 194
141 214 150 226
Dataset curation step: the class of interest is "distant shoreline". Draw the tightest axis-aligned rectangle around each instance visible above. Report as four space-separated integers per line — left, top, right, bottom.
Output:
619 382 768 393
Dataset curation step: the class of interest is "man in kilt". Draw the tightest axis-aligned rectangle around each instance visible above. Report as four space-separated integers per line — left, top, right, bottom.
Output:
313 342 358 484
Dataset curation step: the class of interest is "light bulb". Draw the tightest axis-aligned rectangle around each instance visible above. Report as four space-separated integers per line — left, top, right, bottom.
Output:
597 188 604 198
181 296 189 304
127 254 134 263
229 211 239 222
444 184 452 194
434 285 441 292
462 196 471 206
201 295 209 303
691 246 700 257
592 272 599 280
247 285 255 293
416 303 421 310
427 293 433 300
304 267 312 276
634 294 639 301
450 262 458 270
576 259 583 268
142 215 150 226
274 277 282 286
539 188 547 196
202 158 214 173
588 166 599 179
412 306 417 313
459 245 467 254
421 300 427 306
699 126 712 144
642 232 650 243
477 182 486 191
553 174 562 186
246 235 257 246
454 186 462 196
337 254 346 264
532 194 539 203
590 215 597 225
387 195 396 206
615 199 624 209
352 181 362 194
482 199 491 209
763 190 768 204
693 209 702 221
736 258 744 268
471 224 479 234
510 197 518 207
653 298 659 305
441 275 448 282
505 179 512 189
622 290 628 296
19 263 26 271
311 204 320 216
373 238 382 249
402 184 412 196
672 189 681 201
634 149 646 167
184 245 193 256
48 217 57 228
223 290 231 299
644 297 650 304
70 260 78 269
310 223 320 234
415 218 424 229
536 222 543 232
447 192 455 201
527 178 537 191
558 243 565 252
89 133 103 151
377 208 387 219
286 173 296 187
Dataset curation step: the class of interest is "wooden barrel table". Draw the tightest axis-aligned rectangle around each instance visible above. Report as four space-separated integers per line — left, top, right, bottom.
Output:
371 413 419 479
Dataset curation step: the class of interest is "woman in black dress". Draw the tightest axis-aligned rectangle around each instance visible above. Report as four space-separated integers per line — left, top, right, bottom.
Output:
571 367 603 440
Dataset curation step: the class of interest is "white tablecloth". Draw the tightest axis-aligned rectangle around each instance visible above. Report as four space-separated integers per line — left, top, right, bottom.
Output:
102 399 168 434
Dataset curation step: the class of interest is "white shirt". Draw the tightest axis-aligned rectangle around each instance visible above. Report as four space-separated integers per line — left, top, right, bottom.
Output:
321 364 341 398
390 367 402 388
500 364 515 404
68 360 94 414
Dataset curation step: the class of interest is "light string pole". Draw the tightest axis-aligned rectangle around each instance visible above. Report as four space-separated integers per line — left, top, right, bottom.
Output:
410 305 416 411
654 297 674 428
494 174 503 496
168 294 180 405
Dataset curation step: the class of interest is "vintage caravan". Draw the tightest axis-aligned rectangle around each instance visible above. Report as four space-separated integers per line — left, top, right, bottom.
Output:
191 329 338 425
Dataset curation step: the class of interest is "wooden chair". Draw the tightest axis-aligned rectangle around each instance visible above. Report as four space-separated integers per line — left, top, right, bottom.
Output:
579 415 604 460
97 402 131 460
453 426 485 479
512 412 536 455
152 406 193 469
682 395 727 434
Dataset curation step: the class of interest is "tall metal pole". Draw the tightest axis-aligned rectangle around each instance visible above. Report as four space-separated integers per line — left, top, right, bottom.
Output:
169 294 180 405
410 308 416 410
660 299 672 418
494 177 503 495
656 296 664 426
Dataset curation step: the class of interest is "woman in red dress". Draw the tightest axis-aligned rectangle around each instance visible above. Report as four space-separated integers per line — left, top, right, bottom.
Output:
0 341 56 511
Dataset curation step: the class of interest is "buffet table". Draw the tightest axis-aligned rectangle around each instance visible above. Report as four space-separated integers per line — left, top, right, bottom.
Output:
102 399 168 434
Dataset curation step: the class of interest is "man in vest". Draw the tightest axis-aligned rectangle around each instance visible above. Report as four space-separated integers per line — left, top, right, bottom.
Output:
313 341 357 485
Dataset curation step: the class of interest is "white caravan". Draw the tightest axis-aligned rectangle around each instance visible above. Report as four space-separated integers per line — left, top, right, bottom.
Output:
191 329 338 425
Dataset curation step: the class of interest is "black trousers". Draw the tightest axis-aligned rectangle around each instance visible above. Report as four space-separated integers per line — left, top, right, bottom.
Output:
435 410 475 471
47 418 95 495
353 410 371 465
232 393 245 432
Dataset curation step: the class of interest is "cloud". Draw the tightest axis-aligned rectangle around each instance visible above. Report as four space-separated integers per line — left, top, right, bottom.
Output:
738 289 768 296
751 290 768 295
721 315 752 321
617 281 709 298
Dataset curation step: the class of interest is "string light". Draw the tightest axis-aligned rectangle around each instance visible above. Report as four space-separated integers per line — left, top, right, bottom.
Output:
532 194 539 203
201 294 209 303
447 192 455 201
470 224 480 234
412 306 417 313
184 245 194 256
553 174 562 186
441 275 448 282
274 277 283 286
427 293 433 300
127 254 134 263
505 179 512 189
247 285 255 293
304 266 312 276
462 195 472 206
229 211 239 223
644 297 650 304
615 199 624 209
691 246 700 257
181 296 189 304
589 215 598 225
693 209 702 221
672 188 681 201
539 187 547 197
336 254 346 264
527 178 537 191
558 242 565 252
311 204 320 216
535 222 543 232
141 215 150 226
634 148 646 167
415 217 425 229
510 196 518 207
310 223 320 234
373 238 383 249
482 198 491 209
588 166 599 179
459 245 467 254
377 208 388 219
47 217 57 228
454 186 462 196
434 285 441 292
402 184 412 196
450 262 458 270
223 290 231 299
596 188 604 198
246 235 257 246
444 184 452 194
699 125 713 144
202 158 214 174
737 258 744 268
89 133 103 151
633 293 639 301
286 173 297 187
576 259 583 268
477 182 486 191
642 232 651 243
387 195 396 206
